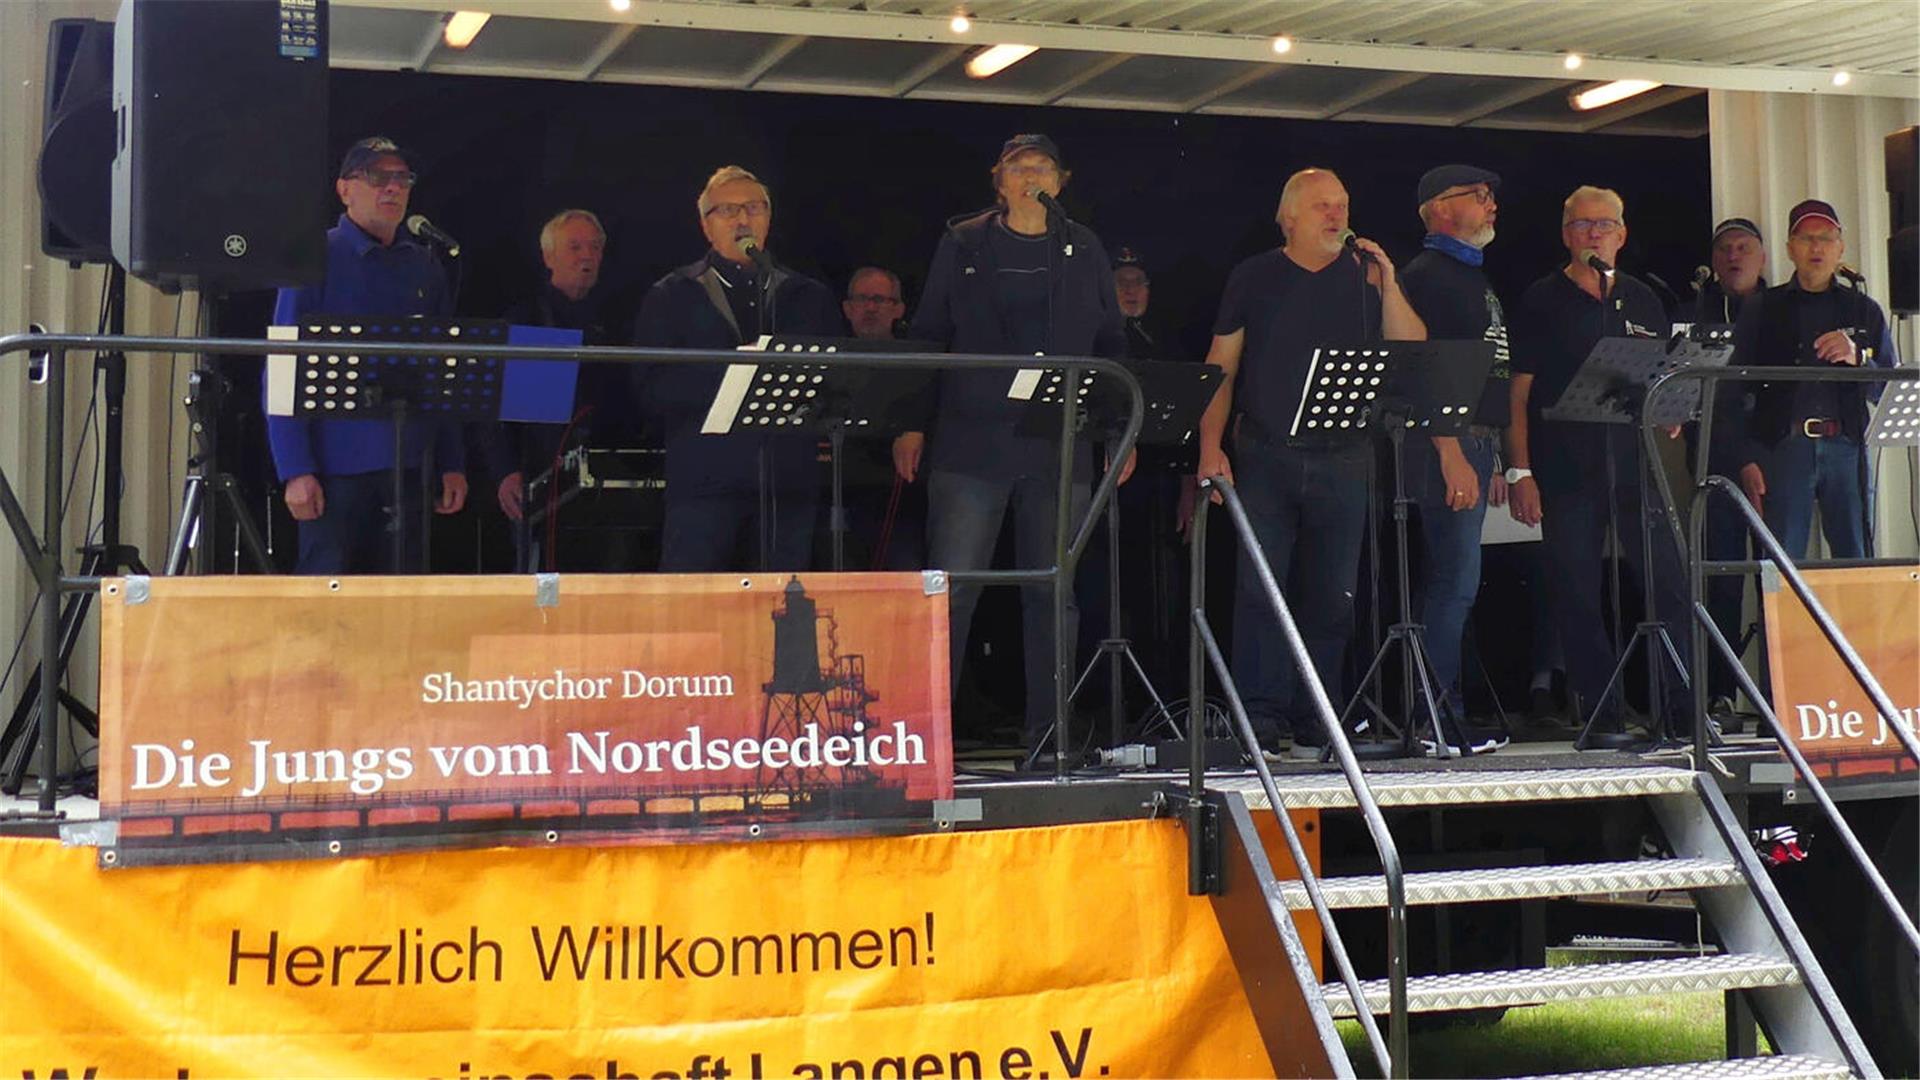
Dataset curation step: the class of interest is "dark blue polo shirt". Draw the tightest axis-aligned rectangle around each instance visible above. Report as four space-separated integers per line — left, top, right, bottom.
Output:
268 214 461 481
1213 249 1381 442
1510 269 1669 495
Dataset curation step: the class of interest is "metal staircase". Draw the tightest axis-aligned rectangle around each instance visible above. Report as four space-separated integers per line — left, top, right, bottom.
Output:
1206 765 1876 1078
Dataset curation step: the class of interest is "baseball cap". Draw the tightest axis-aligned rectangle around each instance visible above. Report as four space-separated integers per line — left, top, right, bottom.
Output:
338 136 412 179
1711 217 1763 244
1787 199 1842 234
1113 247 1146 274
1417 164 1501 206
998 134 1065 170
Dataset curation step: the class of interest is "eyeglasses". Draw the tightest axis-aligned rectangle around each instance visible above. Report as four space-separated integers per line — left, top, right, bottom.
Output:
1003 163 1058 178
1437 187 1494 206
705 200 770 221
354 168 417 190
848 293 902 306
1790 230 1842 247
1565 218 1622 235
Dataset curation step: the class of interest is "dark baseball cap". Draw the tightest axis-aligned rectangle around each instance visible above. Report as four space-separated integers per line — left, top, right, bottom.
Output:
338 136 412 179
1711 217 1763 244
998 133 1065 170
1788 199 1842 234
1112 247 1146 274
1417 164 1501 206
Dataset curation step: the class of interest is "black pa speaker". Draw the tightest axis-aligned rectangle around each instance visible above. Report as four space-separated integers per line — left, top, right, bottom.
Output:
38 18 115 265
1887 126 1917 315
110 0 330 294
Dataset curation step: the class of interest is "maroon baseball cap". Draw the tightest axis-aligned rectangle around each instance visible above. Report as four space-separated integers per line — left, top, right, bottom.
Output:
1787 199 1842 234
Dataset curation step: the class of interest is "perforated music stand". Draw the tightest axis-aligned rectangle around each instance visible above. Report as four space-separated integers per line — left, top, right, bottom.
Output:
1296 343 1494 761
266 316 521 570
1542 334 1729 751
1866 379 1920 447
700 335 937 570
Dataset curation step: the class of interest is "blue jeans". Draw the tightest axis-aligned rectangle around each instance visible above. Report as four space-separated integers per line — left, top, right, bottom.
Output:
1229 436 1373 741
295 470 426 575
929 468 1090 740
1402 434 1496 717
1764 433 1869 559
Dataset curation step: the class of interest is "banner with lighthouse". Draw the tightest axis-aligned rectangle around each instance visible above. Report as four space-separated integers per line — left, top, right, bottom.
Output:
96 573 953 864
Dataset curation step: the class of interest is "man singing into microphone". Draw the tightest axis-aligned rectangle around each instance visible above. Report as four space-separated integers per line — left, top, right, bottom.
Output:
1731 199 1899 560
631 165 838 572
897 134 1127 760
1196 167 1425 759
268 135 468 574
1508 185 1693 737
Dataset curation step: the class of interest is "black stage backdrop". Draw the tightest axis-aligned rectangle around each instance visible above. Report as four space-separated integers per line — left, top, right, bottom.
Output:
301 70 1710 354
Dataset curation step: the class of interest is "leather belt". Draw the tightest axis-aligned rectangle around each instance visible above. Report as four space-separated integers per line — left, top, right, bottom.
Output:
1801 418 1842 438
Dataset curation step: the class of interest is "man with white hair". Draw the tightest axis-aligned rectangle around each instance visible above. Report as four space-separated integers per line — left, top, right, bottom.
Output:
1508 185 1692 738
632 165 839 572
1195 167 1426 758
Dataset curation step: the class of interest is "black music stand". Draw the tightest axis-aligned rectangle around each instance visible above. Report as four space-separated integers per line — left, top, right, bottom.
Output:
1543 334 1729 750
703 336 936 571
1296 343 1496 761
1866 378 1920 447
264 317 513 572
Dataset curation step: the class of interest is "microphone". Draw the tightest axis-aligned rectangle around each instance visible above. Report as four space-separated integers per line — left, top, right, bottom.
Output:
1836 264 1866 285
1337 228 1377 263
404 215 461 257
1025 187 1069 220
1691 265 1713 293
1584 250 1615 279
736 231 774 275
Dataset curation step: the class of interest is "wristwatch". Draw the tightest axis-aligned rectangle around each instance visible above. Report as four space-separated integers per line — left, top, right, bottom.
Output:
1504 467 1533 484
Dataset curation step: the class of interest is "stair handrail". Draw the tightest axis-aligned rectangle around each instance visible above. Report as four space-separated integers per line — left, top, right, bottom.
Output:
1187 476 1409 1079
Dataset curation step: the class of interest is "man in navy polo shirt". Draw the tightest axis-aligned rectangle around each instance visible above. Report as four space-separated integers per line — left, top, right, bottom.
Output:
1397 163 1511 753
1507 185 1691 735
1196 167 1427 758
1732 199 1898 560
269 136 469 575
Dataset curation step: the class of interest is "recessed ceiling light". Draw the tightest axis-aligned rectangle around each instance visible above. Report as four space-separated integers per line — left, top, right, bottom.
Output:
1564 53 1583 71
1570 79 1661 110
1832 70 1852 86
1271 35 1294 54
950 13 972 34
966 43 1038 78
610 0 631 10
443 11 489 49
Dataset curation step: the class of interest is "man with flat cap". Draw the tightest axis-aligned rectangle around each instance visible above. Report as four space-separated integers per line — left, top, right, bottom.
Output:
268 135 469 574
1396 163 1511 752
1732 199 1899 560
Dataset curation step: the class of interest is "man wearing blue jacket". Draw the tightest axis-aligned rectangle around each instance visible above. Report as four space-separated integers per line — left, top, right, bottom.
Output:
269 136 468 574
897 135 1127 754
631 166 839 572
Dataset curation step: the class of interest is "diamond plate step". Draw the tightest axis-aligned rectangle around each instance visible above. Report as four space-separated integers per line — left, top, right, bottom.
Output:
1214 765 1697 810
1524 1054 1854 1080
1320 953 1799 1018
1274 857 1744 910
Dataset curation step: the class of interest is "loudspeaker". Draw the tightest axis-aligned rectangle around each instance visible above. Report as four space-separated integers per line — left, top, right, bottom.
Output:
38 18 115 265
110 0 330 294
1889 127 1918 314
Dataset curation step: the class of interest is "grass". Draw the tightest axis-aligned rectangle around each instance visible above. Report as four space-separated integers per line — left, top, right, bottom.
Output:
1337 950 1773 1078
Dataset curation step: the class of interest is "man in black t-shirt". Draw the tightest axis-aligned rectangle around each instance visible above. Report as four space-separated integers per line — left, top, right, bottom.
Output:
1508 185 1692 734
1397 164 1511 752
1196 168 1427 757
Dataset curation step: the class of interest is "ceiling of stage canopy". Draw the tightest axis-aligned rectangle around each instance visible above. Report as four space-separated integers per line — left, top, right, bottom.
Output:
329 0 1920 138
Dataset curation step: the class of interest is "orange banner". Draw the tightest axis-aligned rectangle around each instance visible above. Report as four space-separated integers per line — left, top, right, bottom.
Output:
0 820 1289 1078
98 573 951 845
1762 565 1920 778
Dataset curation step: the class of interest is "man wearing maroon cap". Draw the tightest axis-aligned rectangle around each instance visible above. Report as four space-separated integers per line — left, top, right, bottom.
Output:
1731 199 1899 559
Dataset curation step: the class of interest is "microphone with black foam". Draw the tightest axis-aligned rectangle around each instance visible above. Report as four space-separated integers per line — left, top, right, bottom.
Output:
1583 250 1615 279
1691 265 1713 294
1026 187 1070 220
404 215 462 258
736 230 774 275
1337 228 1379 265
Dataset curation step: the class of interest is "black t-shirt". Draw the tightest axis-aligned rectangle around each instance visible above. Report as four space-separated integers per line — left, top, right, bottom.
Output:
988 223 1053 356
1213 249 1380 441
1399 247 1512 428
1510 269 1669 495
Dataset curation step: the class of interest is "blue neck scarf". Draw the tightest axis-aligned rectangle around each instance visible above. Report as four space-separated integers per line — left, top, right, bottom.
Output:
1423 233 1484 267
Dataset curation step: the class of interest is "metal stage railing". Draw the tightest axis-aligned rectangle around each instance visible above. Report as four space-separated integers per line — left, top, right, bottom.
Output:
1640 362 1920 961
0 330 1144 815
1185 476 1409 1080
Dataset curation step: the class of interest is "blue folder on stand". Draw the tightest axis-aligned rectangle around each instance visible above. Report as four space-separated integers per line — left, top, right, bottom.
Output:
499 324 583 423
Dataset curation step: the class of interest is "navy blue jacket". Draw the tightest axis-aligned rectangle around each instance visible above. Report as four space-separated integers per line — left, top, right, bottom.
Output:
631 254 839 497
268 215 464 481
909 209 1125 478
